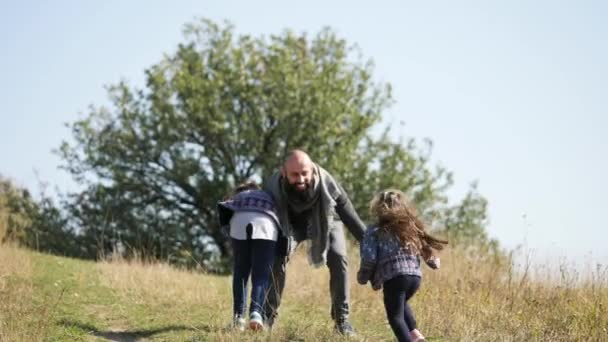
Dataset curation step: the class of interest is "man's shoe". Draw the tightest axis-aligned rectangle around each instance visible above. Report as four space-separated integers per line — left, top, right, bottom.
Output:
249 311 264 331
335 318 356 337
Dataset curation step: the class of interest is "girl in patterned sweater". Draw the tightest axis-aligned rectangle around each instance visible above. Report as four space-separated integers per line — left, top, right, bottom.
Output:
357 189 448 342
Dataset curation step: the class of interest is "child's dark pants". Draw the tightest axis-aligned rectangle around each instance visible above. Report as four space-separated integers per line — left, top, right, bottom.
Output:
232 224 276 317
382 274 421 342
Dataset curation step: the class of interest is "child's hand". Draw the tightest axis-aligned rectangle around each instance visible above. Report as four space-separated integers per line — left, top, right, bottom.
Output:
425 256 440 269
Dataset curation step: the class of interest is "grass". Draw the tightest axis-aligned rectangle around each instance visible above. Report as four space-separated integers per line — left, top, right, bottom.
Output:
1 242 607 341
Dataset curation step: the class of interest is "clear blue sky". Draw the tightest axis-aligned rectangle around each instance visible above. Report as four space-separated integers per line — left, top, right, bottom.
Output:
1 1 607 266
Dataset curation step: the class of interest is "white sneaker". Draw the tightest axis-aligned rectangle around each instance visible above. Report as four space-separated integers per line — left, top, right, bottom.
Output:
249 311 264 331
231 315 246 331
335 318 356 337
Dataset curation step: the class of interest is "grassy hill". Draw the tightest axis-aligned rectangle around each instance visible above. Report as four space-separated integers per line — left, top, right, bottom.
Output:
1 243 606 341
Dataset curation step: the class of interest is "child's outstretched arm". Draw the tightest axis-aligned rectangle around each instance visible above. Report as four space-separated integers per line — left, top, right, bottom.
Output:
418 227 447 270
357 228 378 285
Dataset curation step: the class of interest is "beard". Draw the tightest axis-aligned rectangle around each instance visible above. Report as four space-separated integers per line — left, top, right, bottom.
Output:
284 179 317 204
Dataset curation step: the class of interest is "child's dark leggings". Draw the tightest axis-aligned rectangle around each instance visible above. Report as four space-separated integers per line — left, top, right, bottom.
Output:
382 274 422 342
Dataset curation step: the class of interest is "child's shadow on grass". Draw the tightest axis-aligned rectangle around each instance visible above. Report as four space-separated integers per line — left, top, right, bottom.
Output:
58 319 214 341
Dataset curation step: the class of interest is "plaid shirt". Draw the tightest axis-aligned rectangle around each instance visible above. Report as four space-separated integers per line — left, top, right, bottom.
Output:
357 226 422 290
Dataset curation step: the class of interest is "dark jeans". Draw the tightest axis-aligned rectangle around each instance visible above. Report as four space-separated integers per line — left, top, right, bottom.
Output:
383 275 421 342
232 236 276 317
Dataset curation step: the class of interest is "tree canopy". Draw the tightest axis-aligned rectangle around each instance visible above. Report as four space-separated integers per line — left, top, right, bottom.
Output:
51 19 494 269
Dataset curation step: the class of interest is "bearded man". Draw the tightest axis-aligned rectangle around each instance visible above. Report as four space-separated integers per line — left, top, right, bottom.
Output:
263 149 366 336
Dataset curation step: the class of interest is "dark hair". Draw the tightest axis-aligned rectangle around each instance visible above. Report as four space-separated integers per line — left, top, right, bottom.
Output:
233 180 260 195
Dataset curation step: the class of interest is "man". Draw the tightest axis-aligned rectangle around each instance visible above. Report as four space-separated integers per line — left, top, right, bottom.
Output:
263 149 366 336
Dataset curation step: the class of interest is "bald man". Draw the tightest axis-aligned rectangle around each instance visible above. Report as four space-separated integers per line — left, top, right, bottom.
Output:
263 150 366 336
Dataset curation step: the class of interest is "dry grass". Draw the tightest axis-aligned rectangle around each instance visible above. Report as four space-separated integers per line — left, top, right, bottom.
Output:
0 244 40 341
1 241 607 341
389 246 608 341
96 243 608 341
98 255 227 306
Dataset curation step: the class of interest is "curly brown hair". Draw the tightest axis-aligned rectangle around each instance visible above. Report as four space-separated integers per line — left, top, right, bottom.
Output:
370 189 448 258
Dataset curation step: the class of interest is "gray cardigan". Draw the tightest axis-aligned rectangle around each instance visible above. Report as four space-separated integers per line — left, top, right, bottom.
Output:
264 164 366 266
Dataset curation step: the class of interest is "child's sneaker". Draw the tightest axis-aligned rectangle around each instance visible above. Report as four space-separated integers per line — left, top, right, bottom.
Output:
249 311 264 331
230 314 246 331
335 318 357 337
410 328 426 341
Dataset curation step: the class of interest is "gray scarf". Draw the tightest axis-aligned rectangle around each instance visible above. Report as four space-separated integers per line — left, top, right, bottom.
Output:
265 163 337 267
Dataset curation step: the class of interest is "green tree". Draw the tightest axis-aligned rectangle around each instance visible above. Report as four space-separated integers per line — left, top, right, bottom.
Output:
0 174 81 256
58 19 493 269
0 175 36 243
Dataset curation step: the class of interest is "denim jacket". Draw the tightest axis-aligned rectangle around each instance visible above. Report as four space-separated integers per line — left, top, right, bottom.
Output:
357 226 422 290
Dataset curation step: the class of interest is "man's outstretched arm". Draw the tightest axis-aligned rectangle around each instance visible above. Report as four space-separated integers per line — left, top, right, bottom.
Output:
334 185 366 242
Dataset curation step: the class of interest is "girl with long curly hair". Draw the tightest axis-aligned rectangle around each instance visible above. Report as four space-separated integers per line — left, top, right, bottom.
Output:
357 189 448 342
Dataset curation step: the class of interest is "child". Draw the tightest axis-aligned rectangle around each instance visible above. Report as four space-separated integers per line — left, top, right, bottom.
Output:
217 181 281 331
357 190 447 342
